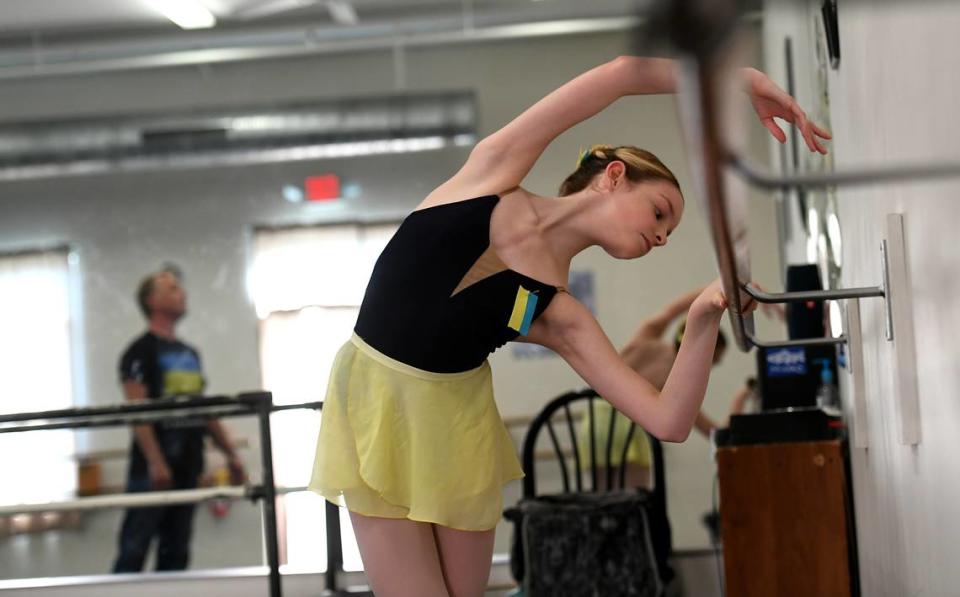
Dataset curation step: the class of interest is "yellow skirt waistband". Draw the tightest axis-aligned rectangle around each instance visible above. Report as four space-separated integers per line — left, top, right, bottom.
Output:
349 332 488 382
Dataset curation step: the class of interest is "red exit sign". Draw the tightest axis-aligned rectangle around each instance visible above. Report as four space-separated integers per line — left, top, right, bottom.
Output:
305 174 341 201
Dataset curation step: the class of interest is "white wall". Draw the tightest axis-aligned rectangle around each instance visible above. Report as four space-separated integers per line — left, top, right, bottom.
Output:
765 1 960 595
0 25 779 576
833 4 960 595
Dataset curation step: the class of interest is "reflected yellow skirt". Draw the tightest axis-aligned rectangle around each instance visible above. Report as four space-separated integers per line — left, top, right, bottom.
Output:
309 334 523 531
576 399 652 469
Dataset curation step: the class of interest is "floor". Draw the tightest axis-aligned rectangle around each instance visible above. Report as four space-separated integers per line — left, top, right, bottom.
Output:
0 502 721 596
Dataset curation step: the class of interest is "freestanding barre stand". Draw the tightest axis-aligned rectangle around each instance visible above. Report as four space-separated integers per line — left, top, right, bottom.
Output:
0 393 327 597
246 392 282 597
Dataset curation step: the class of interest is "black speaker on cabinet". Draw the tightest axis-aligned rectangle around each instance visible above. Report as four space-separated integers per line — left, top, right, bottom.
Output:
757 264 838 410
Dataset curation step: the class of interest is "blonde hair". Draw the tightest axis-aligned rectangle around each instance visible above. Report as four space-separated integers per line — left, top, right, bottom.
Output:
558 144 680 197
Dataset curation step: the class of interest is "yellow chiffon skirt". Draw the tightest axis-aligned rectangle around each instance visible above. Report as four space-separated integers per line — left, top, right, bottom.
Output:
309 333 523 531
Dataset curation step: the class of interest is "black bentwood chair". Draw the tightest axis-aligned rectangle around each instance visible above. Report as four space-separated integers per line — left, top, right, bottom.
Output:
504 389 672 597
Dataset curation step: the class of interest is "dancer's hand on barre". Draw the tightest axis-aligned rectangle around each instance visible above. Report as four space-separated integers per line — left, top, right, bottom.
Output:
693 278 759 316
740 67 832 155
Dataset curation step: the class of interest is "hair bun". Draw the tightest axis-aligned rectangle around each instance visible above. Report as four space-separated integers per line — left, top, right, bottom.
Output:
590 144 613 160
559 144 679 197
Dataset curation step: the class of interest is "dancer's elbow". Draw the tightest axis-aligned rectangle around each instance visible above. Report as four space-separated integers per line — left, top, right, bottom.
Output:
654 420 692 444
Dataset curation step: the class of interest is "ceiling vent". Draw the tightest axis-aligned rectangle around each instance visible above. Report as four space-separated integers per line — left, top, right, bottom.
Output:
0 91 476 180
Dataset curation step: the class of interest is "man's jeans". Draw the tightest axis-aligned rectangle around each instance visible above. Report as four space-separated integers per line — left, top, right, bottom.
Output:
112 474 198 573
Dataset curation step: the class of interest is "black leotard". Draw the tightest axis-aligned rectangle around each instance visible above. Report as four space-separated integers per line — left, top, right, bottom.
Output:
354 195 562 373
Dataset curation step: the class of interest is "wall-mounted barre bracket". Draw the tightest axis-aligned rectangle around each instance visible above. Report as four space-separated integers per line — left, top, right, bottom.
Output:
739 241 893 348
741 283 884 303
745 332 847 350
727 154 960 191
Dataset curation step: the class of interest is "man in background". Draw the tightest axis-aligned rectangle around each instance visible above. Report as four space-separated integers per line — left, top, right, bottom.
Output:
112 265 245 573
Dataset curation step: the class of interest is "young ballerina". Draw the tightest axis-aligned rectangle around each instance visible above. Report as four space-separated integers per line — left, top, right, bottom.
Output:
309 55 829 596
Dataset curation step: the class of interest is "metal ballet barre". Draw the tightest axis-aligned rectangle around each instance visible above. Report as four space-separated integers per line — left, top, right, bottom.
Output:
0 485 311 516
728 154 960 192
0 393 323 597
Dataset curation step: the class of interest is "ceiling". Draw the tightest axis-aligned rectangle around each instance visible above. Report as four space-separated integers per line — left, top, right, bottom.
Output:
0 0 653 78
0 0 760 79
0 0 640 36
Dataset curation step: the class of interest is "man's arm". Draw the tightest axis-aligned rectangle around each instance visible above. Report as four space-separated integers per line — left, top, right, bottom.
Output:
122 380 172 490
207 420 246 484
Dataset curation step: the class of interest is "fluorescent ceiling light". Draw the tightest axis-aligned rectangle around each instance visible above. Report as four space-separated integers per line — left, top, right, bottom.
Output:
146 0 217 30
327 1 359 26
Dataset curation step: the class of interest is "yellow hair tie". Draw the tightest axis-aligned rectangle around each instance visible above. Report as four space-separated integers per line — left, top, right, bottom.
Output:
576 147 591 168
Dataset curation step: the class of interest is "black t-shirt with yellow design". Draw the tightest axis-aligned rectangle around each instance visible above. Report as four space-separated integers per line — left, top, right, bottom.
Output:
118 332 207 481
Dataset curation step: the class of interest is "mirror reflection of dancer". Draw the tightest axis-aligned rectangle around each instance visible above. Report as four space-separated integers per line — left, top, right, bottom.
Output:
309 56 828 596
580 289 727 491
582 288 782 487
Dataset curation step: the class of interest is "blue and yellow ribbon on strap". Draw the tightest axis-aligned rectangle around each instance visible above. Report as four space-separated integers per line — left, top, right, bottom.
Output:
507 286 539 336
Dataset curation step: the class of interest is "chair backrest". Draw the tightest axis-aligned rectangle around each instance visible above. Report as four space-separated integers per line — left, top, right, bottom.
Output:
519 389 665 502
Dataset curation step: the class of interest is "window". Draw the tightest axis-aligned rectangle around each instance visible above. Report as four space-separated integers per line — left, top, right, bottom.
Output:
0 249 77 506
251 222 396 571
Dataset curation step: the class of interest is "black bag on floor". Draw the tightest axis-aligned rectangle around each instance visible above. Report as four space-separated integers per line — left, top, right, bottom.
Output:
503 490 662 597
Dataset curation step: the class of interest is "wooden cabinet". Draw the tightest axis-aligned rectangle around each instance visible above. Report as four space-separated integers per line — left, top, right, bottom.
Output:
717 440 855 597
